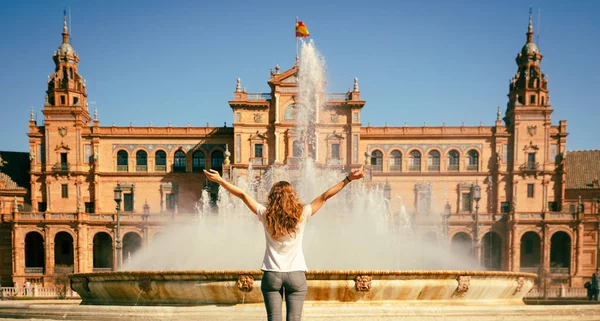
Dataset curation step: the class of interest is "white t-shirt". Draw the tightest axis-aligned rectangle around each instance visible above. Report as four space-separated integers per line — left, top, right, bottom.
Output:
256 204 311 272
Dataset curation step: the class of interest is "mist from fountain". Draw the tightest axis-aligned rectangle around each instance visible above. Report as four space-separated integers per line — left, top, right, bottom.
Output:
123 40 480 272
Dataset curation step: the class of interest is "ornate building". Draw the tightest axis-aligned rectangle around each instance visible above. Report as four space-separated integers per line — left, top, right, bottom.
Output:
0 12 599 289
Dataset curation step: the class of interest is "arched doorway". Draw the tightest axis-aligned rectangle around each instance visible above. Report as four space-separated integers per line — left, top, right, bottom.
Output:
25 232 45 274
123 233 142 264
550 231 571 274
451 232 473 259
482 232 502 270
54 232 74 274
520 232 541 273
93 232 113 271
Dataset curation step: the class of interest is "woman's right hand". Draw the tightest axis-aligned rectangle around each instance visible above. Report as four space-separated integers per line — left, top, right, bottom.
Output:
203 169 223 184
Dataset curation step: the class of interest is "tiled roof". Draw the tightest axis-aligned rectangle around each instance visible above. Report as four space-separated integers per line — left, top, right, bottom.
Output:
565 150 600 189
0 151 30 191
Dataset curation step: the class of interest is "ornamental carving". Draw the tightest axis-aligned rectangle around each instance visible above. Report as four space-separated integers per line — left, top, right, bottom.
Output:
138 275 154 293
527 125 537 136
253 113 263 123
331 113 340 123
451 275 471 298
58 126 68 137
355 275 372 291
513 277 525 294
237 274 254 292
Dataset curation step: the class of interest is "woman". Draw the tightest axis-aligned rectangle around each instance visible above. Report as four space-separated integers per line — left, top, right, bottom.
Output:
204 167 365 321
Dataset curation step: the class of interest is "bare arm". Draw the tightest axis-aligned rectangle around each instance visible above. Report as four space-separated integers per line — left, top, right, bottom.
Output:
310 166 365 216
203 169 259 215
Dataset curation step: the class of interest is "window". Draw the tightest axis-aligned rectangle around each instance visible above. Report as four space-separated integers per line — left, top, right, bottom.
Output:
461 193 472 212
370 150 383 172
60 152 68 165
427 151 440 171
409 150 421 171
116 150 128 171
503 144 508 163
284 104 295 121
353 112 359 123
166 194 176 211
390 150 402 171
527 184 534 198
155 150 166 171
235 112 241 122
527 153 536 170
448 150 459 171
541 96 545 106
292 140 303 157
211 150 224 172
501 202 510 214
255 144 264 158
467 150 479 171
61 184 68 198
330 143 340 159
60 96 65 105
136 150 147 171
85 202 94 214
123 193 133 212
73 97 79 105
38 202 47 212
192 151 205 172
530 95 536 104
548 202 558 212
173 150 186 172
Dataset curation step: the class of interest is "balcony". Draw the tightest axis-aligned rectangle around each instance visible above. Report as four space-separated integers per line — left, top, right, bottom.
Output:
25 267 44 274
251 158 266 165
116 165 128 172
409 165 421 172
428 165 440 172
52 163 70 172
371 165 382 172
466 164 478 171
550 267 569 274
520 162 540 172
92 268 113 273
54 266 74 274
286 157 303 165
324 93 349 101
135 165 147 172
390 165 402 172
246 93 271 100
519 267 539 274
155 165 166 172
326 158 343 166
447 164 459 172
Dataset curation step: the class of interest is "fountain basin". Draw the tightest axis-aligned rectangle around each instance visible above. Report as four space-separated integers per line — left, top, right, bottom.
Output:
70 270 536 306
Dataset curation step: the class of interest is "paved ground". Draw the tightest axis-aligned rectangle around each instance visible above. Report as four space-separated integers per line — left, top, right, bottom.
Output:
0 300 599 320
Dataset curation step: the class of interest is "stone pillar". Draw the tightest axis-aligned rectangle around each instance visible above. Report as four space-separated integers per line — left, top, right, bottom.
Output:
274 93 280 124
44 226 54 278
93 176 100 213
30 178 37 212
76 224 87 273
575 223 583 276
12 224 22 279
274 131 280 163
510 225 519 271
542 224 551 271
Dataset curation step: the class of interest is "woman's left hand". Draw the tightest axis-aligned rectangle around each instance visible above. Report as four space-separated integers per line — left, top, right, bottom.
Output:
348 166 365 181
203 169 223 184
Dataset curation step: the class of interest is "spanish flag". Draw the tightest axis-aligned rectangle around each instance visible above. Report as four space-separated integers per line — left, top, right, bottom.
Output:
296 21 310 38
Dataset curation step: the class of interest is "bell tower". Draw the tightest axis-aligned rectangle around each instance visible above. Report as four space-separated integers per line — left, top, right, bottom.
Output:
43 12 90 123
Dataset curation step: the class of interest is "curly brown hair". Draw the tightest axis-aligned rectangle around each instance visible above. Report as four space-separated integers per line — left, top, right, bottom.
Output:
264 181 305 239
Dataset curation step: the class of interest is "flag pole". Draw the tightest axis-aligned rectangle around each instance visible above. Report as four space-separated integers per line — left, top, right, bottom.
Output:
295 16 299 62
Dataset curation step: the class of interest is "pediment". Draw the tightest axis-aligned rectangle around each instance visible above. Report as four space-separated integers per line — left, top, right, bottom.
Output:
54 142 71 151
249 132 268 141
269 65 298 85
326 133 344 140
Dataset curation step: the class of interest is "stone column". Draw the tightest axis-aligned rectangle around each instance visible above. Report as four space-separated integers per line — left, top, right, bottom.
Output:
274 131 280 163
510 225 519 271
542 224 551 271
274 94 280 124
76 224 87 273
575 223 583 276
44 226 54 278
12 224 22 279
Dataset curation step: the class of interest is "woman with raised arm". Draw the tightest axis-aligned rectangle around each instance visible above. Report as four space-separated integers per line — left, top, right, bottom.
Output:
204 167 365 321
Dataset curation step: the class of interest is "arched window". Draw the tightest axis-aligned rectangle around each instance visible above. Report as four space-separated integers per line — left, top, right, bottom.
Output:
211 150 224 173
173 150 186 173
116 150 128 172
448 150 459 171
284 104 295 121
390 150 402 171
409 150 421 171
155 150 166 171
192 150 205 172
292 140 303 157
370 150 383 172
427 150 440 171
136 150 147 171
467 150 479 171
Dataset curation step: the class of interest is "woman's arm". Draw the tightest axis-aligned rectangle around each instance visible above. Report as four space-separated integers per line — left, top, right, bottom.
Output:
309 166 365 215
203 169 259 215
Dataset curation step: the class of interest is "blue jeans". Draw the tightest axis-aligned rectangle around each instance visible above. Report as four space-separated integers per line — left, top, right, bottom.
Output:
261 271 307 321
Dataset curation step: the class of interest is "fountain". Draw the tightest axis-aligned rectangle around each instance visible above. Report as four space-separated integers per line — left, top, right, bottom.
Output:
69 40 536 307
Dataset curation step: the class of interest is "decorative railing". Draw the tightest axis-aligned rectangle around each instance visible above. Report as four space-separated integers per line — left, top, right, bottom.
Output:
526 287 587 298
447 164 459 171
550 267 569 274
1 286 80 298
428 165 440 171
25 267 44 274
192 166 205 173
326 158 343 166
409 165 421 171
251 158 266 165
155 165 166 172
324 93 349 100
172 165 186 173
520 162 540 171
466 164 478 171
371 165 382 172
93 268 114 273
52 163 70 171
390 165 402 172
246 93 271 100
54 266 74 274
136 165 147 172
116 165 128 172
519 267 538 274
286 157 303 165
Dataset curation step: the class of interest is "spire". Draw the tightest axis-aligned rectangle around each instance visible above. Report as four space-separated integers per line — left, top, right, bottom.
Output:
235 78 241 92
527 7 533 43
62 9 69 44
353 78 359 91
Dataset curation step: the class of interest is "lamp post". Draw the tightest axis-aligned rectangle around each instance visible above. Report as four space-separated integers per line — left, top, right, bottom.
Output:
443 202 452 242
471 183 482 264
143 200 150 246
113 184 122 270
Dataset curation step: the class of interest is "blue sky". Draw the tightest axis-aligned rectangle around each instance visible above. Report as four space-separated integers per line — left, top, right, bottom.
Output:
0 0 598 152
